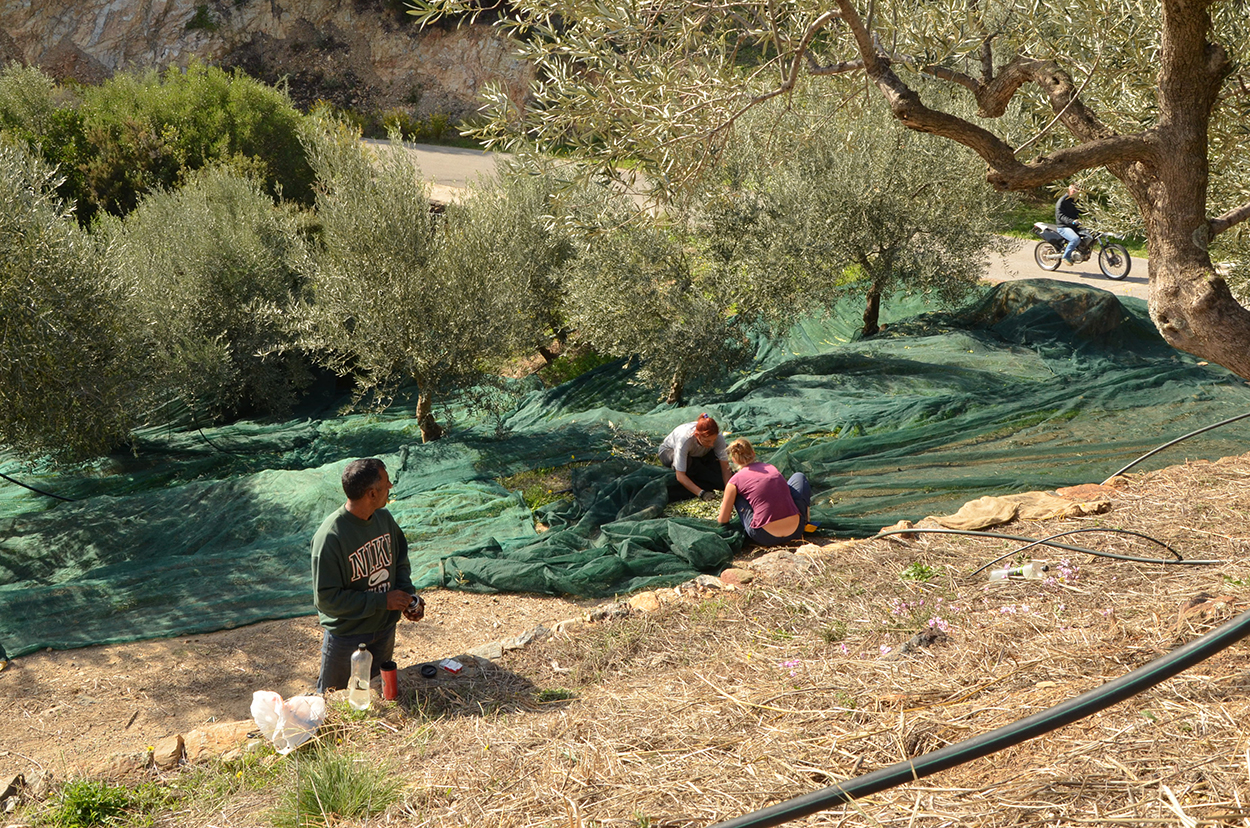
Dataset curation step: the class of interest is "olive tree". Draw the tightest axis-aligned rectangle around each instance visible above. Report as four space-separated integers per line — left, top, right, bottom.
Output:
291 118 538 441
702 95 1005 337
558 190 752 403
0 143 136 460
442 164 579 364
411 0 1250 381
100 167 311 423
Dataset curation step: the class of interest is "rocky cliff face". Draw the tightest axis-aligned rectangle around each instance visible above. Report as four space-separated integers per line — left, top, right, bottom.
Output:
0 0 530 121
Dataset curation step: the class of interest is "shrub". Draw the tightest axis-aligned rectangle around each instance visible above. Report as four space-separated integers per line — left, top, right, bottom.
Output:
185 4 218 31
0 143 139 460
48 779 133 827
101 166 310 422
72 61 314 221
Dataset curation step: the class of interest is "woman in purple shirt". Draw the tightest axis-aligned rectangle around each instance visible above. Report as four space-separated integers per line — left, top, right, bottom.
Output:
716 438 811 546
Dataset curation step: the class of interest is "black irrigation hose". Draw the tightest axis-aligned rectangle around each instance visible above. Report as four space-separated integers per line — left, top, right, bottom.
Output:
0 471 75 502
968 527 1184 577
874 527 1223 566
708 604 1250 828
1102 409 1250 484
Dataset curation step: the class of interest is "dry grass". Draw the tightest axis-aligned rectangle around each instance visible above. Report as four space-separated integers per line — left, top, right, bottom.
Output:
181 455 1250 826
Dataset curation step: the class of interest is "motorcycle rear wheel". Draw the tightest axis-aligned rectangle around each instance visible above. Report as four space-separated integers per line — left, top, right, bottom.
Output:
1098 243 1132 280
1034 241 1063 271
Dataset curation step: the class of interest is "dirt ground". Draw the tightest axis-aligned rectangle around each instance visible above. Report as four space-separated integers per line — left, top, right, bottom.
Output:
0 590 598 782
5 447 1250 823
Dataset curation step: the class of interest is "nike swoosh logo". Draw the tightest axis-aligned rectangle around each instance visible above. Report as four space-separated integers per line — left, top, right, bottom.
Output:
368 569 389 587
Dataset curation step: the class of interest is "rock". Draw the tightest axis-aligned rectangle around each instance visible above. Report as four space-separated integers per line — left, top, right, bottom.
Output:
719 567 754 586
183 720 256 764
748 550 817 582
818 540 862 556
892 628 948 659
656 587 683 605
587 602 632 623
0 774 22 806
22 772 50 800
879 519 918 540
96 750 151 779
551 617 583 635
627 592 662 613
152 734 184 769
467 641 504 660
0 0 533 123
501 625 550 651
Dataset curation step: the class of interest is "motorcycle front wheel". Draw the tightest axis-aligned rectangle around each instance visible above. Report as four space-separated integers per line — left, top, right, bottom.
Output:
1034 241 1063 271
1098 243 1132 280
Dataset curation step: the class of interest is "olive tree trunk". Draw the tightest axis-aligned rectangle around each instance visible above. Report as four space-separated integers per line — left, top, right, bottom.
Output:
415 392 443 443
830 0 1250 381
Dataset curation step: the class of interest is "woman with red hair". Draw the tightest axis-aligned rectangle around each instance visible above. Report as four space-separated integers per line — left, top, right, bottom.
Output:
657 414 731 501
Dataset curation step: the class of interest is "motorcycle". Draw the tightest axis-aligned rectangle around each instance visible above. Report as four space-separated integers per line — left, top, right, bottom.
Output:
1032 222 1132 280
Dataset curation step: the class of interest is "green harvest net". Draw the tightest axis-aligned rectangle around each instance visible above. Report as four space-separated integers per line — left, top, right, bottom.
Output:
4 279 1250 658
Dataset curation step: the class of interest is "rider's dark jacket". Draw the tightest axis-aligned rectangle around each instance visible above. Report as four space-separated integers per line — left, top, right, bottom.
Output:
1056 194 1081 229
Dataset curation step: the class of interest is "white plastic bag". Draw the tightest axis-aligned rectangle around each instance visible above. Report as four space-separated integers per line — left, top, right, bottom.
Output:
251 690 326 754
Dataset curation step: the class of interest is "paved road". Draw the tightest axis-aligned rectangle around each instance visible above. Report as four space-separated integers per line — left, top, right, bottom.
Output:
987 236 1149 301
365 138 508 204
397 141 1152 303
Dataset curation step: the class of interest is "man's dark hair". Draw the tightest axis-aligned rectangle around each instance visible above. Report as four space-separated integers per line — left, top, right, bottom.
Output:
342 458 386 501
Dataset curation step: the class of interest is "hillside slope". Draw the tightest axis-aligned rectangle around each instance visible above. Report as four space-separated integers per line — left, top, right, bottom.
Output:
3 451 1249 826
0 0 529 120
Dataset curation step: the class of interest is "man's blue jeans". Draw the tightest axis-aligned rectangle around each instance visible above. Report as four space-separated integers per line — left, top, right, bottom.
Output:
317 625 395 694
1057 226 1080 261
734 472 812 546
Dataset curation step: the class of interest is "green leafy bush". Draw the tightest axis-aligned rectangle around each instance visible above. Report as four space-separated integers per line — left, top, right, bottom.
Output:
101 167 310 421
0 143 139 460
63 62 312 222
48 779 134 827
185 4 218 31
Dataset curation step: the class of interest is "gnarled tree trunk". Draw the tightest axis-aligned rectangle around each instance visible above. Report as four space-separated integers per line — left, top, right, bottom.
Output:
830 0 1250 381
1133 0 1250 379
666 368 686 405
861 284 882 338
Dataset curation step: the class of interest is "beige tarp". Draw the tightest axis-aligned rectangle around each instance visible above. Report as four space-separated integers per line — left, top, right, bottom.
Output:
931 490 1112 531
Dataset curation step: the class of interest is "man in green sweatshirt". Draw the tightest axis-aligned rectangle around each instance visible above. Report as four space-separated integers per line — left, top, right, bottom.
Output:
311 457 425 693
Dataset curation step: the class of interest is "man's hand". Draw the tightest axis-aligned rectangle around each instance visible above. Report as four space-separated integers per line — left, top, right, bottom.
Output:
386 589 414 611
403 594 425 622
699 489 717 502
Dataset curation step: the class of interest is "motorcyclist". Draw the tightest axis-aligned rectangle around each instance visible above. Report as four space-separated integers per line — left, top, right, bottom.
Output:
1055 183 1082 264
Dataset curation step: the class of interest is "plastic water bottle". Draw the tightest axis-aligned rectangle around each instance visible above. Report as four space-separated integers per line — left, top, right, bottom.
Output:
348 644 372 710
988 561 1050 581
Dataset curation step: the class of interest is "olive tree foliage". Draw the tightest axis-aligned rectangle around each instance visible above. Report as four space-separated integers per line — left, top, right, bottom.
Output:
446 164 579 363
98 167 311 423
0 63 58 137
0 142 137 460
701 93 1006 337
290 118 540 441
411 0 1250 380
557 188 752 404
